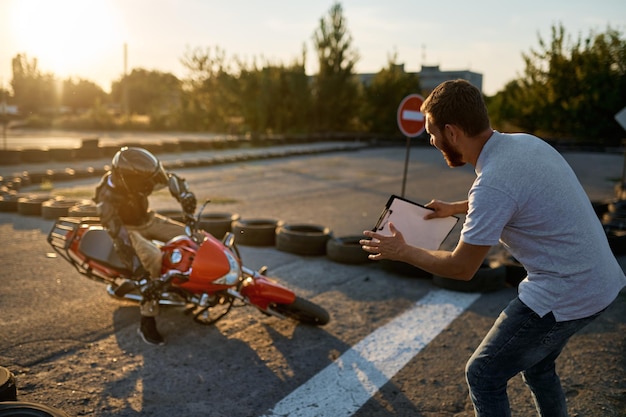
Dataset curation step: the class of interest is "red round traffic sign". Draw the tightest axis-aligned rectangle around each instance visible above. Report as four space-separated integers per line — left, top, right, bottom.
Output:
397 94 425 137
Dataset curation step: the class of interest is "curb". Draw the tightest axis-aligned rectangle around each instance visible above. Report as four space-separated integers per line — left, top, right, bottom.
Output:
0 142 371 193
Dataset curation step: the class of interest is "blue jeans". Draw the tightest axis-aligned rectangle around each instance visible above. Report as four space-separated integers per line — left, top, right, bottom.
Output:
465 297 604 417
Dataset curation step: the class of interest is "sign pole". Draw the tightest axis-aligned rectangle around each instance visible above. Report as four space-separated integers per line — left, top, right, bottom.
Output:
396 94 426 198
401 136 411 197
614 107 626 198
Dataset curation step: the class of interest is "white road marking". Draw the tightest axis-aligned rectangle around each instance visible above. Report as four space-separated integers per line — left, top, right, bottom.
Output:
262 289 481 417
401 109 424 121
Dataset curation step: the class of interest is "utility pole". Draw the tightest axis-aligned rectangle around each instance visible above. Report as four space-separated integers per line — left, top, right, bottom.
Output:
1 77 7 148
123 43 129 118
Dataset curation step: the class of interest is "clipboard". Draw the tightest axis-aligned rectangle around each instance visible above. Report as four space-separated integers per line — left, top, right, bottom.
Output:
374 195 459 250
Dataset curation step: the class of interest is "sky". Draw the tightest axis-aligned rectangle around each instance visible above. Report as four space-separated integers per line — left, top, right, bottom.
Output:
1 0 625 97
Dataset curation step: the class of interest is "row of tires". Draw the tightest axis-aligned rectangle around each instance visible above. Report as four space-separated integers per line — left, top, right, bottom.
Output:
593 198 626 255
159 210 529 292
0 147 348 189
0 132 378 165
157 211 372 266
0 193 526 292
165 212 528 292
0 193 97 219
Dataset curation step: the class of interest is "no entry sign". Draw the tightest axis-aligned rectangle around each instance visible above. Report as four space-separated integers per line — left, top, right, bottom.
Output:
397 94 425 137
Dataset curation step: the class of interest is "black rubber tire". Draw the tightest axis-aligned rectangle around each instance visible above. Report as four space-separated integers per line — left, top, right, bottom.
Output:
380 259 432 278
499 256 527 287
591 198 613 218
41 199 79 220
432 264 506 293
606 228 626 255
276 224 331 256
326 235 370 264
0 402 70 417
17 195 53 216
272 296 330 326
232 218 282 246
67 200 99 217
0 367 17 402
20 148 50 163
198 212 240 239
0 150 21 165
601 212 626 229
607 199 626 214
0 194 20 212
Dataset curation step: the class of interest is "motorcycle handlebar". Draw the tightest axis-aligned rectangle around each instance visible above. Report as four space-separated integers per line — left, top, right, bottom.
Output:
184 198 211 242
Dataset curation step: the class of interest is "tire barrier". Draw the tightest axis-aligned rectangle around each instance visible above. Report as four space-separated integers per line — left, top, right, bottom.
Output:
433 262 507 293
20 148 50 164
0 150 21 165
232 218 283 247
66 200 99 218
17 195 54 216
41 198 80 220
597 198 626 255
380 259 433 278
0 141 370 195
0 367 17 402
275 223 332 256
0 402 70 417
326 235 371 264
198 212 240 239
0 366 70 417
0 193 20 212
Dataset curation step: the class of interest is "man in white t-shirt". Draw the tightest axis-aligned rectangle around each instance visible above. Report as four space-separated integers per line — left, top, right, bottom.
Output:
361 79 626 417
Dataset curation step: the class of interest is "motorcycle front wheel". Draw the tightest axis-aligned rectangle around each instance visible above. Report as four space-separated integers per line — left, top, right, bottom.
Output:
272 296 330 326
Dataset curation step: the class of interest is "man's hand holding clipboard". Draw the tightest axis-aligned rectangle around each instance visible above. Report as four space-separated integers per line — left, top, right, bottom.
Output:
361 195 459 260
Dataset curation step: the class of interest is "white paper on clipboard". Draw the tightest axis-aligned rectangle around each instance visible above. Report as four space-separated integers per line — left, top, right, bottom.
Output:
374 195 459 250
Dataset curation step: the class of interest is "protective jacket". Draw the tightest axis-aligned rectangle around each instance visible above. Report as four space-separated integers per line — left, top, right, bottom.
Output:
93 171 196 275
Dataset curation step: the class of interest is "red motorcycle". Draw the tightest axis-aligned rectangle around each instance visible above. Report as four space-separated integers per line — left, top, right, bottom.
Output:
47 201 329 326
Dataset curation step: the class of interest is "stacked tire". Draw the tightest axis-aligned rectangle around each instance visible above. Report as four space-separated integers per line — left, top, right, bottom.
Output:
276 224 331 256
0 366 70 416
598 199 626 255
233 218 283 247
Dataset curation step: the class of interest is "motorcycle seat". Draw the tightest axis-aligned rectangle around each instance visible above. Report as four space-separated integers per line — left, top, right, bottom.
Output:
78 229 130 272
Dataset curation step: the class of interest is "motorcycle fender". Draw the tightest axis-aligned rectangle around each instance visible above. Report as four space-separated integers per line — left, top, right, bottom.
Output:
241 276 296 308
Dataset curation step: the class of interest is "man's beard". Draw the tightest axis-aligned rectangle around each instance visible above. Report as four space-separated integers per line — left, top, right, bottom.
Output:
439 137 465 167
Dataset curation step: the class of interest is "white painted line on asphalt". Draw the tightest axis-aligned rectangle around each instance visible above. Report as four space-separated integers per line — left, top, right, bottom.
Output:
262 289 481 417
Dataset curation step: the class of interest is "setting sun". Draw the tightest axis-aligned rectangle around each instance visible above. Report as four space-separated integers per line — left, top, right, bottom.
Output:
8 0 124 82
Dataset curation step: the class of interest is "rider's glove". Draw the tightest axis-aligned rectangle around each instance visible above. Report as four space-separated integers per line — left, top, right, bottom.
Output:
180 192 197 215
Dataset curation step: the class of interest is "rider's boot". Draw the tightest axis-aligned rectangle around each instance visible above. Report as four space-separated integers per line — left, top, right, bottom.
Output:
138 315 165 345
138 299 165 345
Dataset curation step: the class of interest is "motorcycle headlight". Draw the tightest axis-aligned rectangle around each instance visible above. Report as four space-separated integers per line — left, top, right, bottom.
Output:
213 250 240 286
169 249 183 264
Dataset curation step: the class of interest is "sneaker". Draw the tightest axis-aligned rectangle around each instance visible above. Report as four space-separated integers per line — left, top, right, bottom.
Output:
138 316 165 346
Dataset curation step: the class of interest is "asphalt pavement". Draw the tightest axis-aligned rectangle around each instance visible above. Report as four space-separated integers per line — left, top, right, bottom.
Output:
1 135 625 416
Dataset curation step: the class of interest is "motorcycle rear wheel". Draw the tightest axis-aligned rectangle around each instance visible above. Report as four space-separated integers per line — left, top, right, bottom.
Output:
272 296 329 326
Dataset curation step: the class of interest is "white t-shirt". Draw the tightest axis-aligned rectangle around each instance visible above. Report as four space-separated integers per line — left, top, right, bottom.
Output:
461 131 626 321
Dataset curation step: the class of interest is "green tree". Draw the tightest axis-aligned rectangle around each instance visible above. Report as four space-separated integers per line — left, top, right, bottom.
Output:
179 46 238 131
312 2 361 132
361 54 420 135
238 49 312 135
11 53 56 115
60 77 107 113
490 24 626 143
110 69 182 120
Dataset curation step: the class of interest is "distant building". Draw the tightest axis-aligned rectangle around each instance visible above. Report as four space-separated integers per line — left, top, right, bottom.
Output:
0 103 18 116
358 64 483 94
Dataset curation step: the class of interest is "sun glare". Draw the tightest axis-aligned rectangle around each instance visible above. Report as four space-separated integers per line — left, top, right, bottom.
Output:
9 0 124 81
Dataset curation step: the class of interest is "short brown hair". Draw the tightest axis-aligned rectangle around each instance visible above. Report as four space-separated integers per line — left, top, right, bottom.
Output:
421 79 490 137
